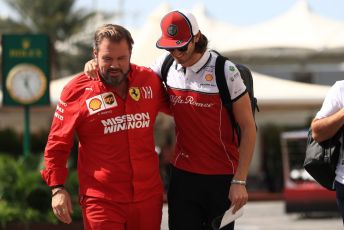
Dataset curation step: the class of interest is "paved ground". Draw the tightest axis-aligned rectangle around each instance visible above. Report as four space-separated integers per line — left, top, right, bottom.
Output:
161 201 342 230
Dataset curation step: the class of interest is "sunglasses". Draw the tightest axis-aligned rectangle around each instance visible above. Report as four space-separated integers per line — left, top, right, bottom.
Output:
165 44 189 53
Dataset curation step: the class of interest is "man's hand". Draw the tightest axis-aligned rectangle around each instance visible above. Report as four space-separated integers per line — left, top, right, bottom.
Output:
228 184 248 214
51 188 73 224
84 59 98 79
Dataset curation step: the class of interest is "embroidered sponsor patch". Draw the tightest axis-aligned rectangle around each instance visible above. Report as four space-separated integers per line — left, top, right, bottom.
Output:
101 112 151 134
167 24 178 36
205 74 213 81
54 100 68 120
103 93 116 105
89 98 102 111
229 66 235 72
86 92 117 115
129 87 140 101
170 95 214 108
59 99 67 107
141 86 153 99
54 112 64 121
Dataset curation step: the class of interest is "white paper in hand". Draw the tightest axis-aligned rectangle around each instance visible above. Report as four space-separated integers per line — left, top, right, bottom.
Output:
219 206 244 228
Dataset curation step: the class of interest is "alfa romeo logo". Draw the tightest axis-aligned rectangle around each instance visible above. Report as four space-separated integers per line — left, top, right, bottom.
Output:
167 24 178 37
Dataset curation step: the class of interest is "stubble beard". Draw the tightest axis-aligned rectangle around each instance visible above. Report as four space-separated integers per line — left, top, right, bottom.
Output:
100 68 129 87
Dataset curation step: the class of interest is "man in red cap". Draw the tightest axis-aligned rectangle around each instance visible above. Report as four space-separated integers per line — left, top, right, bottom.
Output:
153 10 256 230
84 10 256 230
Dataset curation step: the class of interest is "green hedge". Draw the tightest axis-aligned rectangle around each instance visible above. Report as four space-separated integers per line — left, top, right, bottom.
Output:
0 154 81 227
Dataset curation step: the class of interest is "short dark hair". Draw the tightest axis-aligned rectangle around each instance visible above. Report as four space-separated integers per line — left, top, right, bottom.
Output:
194 33 208 53
94 24 134 52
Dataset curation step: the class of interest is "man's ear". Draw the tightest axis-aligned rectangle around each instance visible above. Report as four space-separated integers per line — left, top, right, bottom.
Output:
194 32 201 43
93 48 97 60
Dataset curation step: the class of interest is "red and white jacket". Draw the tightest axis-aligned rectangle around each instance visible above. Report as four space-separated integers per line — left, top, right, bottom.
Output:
41 64 169 202
151 50 246 175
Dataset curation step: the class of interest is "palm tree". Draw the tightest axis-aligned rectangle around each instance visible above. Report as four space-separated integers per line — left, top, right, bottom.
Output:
0 0 98 78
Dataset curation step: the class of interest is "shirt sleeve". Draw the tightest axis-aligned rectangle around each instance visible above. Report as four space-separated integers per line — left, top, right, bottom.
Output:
40 84 81 187
151 70 171 115
150 52 170 77
315 81 344 119
224 60 247 101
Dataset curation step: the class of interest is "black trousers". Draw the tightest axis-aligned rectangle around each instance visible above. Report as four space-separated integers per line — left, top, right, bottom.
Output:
168 165 234 230
335 181 344 224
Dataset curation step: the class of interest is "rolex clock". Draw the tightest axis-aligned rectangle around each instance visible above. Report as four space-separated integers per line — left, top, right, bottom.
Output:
6 64 47 105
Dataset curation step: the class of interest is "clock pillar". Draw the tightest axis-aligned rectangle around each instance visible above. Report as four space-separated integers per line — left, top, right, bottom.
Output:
24 106 30 157
1 34 50 156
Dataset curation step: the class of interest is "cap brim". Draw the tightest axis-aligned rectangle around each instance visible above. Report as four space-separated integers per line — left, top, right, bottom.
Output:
156 37 190 49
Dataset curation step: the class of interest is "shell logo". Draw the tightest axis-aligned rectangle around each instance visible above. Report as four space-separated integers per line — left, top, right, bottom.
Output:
89 98 102 111
205 74 213 81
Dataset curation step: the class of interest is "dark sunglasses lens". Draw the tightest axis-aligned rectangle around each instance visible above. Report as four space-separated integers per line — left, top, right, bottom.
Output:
177 46 188 52
166 45 188 53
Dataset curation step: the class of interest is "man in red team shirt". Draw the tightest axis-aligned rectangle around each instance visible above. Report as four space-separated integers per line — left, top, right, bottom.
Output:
84 10 256 230
41 24 169 230
153 10 256 230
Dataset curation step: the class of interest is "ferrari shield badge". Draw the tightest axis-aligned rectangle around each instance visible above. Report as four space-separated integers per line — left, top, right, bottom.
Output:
129 87 140 101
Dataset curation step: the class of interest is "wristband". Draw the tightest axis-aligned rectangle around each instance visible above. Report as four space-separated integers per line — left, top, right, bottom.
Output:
231 179 246 186
51 184 64 189
52 187 65 197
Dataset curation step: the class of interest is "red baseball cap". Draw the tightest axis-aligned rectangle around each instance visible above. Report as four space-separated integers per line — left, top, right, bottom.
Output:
156 10 199 49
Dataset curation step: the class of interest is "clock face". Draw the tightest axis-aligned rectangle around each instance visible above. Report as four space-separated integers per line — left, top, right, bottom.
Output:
6 64 47 104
